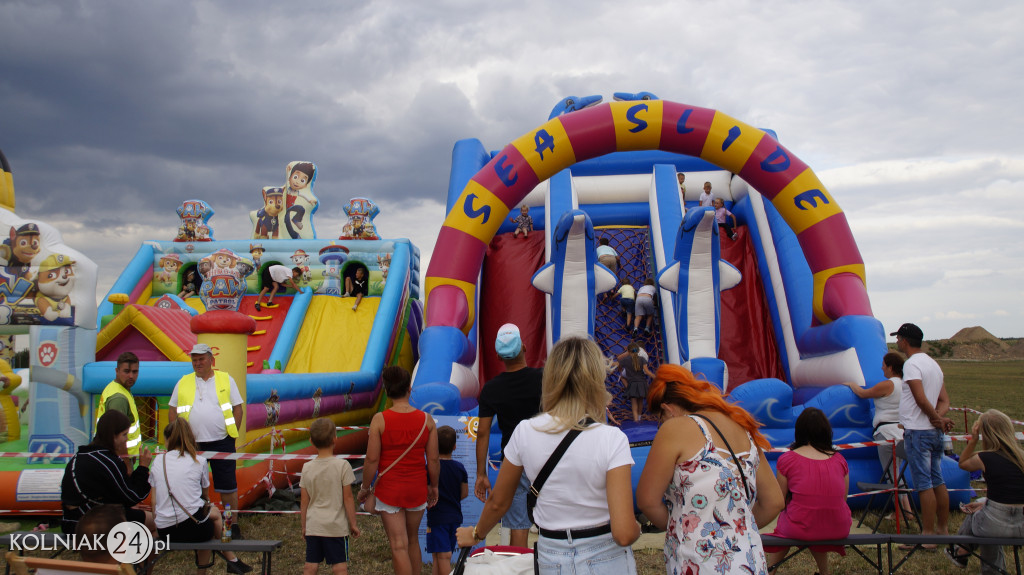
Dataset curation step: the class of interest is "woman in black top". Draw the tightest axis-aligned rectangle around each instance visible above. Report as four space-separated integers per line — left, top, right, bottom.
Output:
947 409 1024 572
61 410 155 534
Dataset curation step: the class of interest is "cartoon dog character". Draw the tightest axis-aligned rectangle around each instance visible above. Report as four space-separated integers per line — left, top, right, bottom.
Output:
291 249 311 283
377 253 391 283
211 249 239 273
0 223 41 280
249 243 264 268
254 188 285 239
157 253 183 285
35 253 76 321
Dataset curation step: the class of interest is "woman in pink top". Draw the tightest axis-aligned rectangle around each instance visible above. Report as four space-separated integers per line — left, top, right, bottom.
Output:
765 407 852 575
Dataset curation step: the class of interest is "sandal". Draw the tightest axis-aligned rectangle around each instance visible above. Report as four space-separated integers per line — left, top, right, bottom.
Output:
899 543 937 552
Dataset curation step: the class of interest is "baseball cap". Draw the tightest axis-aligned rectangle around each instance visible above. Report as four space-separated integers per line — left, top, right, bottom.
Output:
495 323 523 359
190 343 213 355
889 323 923 340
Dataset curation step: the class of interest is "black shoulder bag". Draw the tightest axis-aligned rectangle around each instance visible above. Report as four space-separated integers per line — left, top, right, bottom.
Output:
691 413 753 502
526 418 595 524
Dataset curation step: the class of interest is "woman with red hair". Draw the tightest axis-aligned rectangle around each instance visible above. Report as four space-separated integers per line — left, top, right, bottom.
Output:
637 364 784 575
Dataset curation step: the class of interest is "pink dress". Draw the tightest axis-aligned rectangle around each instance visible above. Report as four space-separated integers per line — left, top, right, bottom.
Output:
769 451 852 553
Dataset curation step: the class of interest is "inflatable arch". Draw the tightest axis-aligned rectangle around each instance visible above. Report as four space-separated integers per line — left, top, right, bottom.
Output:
424 100 871 334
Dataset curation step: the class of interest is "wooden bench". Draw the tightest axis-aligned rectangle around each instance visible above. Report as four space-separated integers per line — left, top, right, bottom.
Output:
1 532 282 575
762 533 1024 575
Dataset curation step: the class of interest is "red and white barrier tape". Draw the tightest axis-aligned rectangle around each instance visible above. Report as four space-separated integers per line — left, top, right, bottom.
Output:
949 407 1024 427
0 451 367 461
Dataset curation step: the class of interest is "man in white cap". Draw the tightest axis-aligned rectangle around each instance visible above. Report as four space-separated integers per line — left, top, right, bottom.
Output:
168 343 245 530
474 323 543 547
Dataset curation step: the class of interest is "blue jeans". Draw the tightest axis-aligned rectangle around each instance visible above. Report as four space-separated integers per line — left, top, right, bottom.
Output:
536 532 636 575
957 500 1024 575
502 473 532 530
904 428 945 491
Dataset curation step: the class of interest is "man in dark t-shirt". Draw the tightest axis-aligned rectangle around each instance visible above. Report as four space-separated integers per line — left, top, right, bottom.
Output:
474 323 543 547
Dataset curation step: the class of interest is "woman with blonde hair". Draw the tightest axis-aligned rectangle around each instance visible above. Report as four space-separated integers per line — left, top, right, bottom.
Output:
457 335 640 574
150 418 251 573
946 410 1024 572
637 364 784 575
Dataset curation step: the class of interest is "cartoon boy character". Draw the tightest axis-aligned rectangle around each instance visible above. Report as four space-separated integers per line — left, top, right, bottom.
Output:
249 243 264 268
290 249 311 283
283 162 317 238
0 223 42 280
35 253 76 322
254 187 285 239
157 253 183 285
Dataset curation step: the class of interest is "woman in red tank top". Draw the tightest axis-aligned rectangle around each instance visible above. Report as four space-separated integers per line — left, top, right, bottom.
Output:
358 366 439 575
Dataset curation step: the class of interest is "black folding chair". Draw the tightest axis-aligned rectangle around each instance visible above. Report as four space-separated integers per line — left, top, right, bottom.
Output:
856 441 920 532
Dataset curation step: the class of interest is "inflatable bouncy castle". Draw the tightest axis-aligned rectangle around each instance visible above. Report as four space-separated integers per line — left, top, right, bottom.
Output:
408 94 971 506
0 154 422 511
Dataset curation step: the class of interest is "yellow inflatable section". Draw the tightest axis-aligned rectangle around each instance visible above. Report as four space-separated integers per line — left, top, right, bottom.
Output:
286 296 380 373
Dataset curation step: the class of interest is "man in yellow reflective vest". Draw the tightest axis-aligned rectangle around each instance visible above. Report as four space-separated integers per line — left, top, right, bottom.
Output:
168 343 245 533
95 352 142 457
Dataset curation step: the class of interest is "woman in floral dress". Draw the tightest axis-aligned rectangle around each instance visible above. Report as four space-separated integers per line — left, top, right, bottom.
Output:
637 365 784 575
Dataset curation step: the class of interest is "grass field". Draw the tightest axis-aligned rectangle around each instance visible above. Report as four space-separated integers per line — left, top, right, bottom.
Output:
4 360 1021 574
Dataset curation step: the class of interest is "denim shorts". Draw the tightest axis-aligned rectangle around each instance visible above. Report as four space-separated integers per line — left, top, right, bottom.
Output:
502 473 532 530
619 298 635 315
904 428 945 491
536 531 637 575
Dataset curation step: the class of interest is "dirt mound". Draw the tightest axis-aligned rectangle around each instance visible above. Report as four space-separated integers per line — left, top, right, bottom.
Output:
950 326 1007 348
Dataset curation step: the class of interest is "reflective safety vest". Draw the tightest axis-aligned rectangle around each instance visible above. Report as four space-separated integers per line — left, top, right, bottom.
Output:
96 381 141 457
174 371 239 438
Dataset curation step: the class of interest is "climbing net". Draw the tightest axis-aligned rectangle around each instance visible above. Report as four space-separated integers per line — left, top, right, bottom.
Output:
594 226 664 425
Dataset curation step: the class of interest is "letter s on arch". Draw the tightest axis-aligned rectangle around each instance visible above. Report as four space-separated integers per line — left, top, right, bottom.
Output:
626 104 649 133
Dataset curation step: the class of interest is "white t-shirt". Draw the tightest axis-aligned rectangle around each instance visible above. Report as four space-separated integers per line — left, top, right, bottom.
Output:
169 373 244 442
638 284 657 298
149 451 211 529
872 376 902 429
596 245 617 258
269 265 292 283
699 191 713 207
504 413 633 530
899 353 944 431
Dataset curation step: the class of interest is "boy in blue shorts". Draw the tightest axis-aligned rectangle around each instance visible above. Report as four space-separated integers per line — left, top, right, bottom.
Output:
427 425 468 575
301 418 360 575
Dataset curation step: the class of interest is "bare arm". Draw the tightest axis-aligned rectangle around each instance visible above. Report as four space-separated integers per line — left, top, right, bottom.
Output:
843 379 894 399
607 464 641 546
456 459 523 547
460 482 469 500
357 413 383 502
300 487 309 536
425 417 440 507
936 384 951 416
232 404 243 433
343 485 360 537
636 420 683 530
752 449 785 528
474 416 493 501
959 420 985 473
168 409 178 424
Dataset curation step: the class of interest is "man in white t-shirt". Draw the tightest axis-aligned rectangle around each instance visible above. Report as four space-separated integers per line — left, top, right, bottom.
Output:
168 344 245 533
255 265 301 311
893 322 953 543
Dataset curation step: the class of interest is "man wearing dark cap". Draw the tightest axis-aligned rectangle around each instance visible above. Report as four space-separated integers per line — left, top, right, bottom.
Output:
474 323 542 547
892 322 953 545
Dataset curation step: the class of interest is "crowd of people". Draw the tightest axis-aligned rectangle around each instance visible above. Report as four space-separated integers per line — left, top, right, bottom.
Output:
57 321 1022 574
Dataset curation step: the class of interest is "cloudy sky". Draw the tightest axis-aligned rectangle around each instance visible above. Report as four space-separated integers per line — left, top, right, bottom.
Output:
2 1 1022 340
